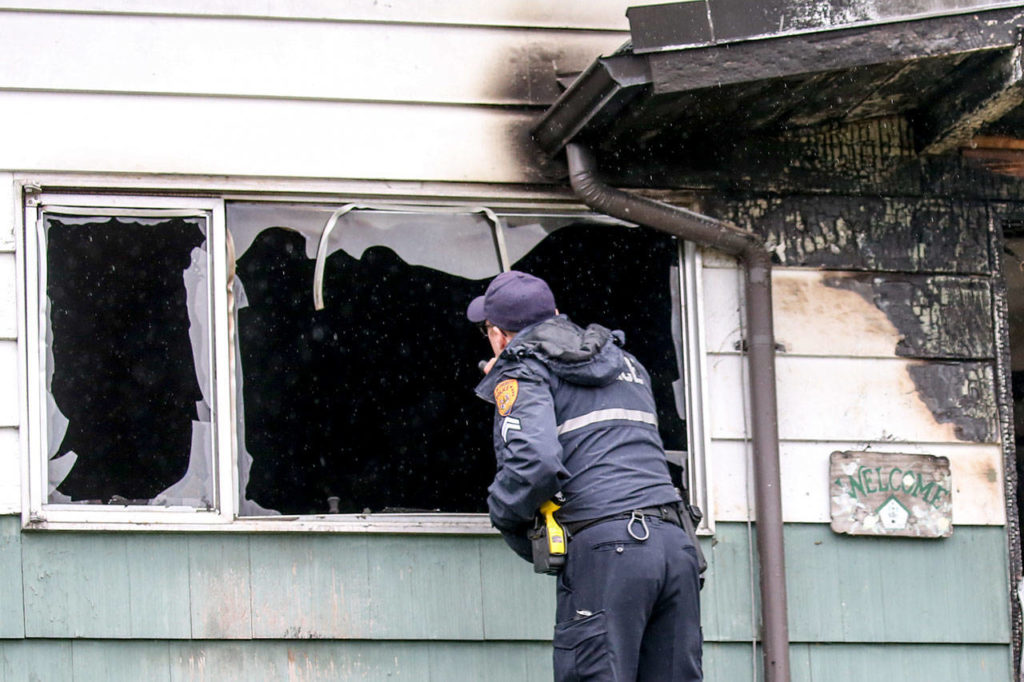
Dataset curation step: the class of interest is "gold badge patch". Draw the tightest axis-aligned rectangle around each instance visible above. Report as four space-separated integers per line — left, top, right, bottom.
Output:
494 379 519 416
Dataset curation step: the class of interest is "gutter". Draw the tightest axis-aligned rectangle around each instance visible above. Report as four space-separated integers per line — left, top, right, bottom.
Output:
532 55 651 157
565 142 791 682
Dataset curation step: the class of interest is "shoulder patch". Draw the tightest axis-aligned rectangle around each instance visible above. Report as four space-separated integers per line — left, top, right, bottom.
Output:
494 379 519 416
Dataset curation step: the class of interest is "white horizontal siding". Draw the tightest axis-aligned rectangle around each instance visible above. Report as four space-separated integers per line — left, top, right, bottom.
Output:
711 440 1005 525
0 340 17 429
0 11 624 106
0 427 19 513
0 175 18 513
705 267 904 358
709 354 975 444
0 174 13 251
1 92 542 183
703 260 1005 525
0 1 635 30
0 5 629 183
0 254 16 341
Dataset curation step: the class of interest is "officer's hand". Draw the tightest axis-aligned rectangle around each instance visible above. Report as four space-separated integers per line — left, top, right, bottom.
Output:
482 356 498 374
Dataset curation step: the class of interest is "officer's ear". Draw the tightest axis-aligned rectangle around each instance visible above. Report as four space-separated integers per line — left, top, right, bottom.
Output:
495 329 514 350
487 324 513 355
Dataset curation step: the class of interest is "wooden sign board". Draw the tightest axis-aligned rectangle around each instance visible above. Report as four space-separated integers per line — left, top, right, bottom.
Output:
830 451 952 538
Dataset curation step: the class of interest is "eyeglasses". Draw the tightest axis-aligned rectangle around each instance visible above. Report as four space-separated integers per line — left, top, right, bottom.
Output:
478 322 496 338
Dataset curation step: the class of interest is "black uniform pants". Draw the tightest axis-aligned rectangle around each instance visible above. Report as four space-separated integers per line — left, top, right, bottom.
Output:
553 516 702 682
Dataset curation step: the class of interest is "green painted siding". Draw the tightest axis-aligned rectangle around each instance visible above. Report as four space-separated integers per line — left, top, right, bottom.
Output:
0 641 1012 681
0 518 22 638
187 534 252 639
0 640 72 681
128 534 193 639
790 643 1012 680
248 533 367 639
0 640 554 681
479 536 556 639
365 536 486 640
0 517 1014 680
784 524 1011 643
706 643 1012 681
700 520 758 641
22 533 135 638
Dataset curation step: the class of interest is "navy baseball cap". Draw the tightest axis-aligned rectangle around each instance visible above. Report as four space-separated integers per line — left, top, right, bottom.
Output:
466 271 557 331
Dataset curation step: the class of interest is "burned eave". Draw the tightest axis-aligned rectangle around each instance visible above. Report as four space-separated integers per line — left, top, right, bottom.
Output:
533 3 1024 188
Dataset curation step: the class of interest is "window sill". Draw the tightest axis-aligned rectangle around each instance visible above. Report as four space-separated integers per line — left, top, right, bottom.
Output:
21 513 500 534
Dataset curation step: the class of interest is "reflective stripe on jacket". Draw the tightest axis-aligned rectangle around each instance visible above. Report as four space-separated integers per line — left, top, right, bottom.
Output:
475 316 680 557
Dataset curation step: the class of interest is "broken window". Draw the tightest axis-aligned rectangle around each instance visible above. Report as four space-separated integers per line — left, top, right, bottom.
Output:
24 194 702 527
24 195 233 525
47 213 207 504
229 204 690 516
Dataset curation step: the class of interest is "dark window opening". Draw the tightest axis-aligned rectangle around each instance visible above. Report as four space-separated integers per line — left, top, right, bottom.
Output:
507 222 688 489
45 215 209 505
508 222 684 448
230 206 688 516
236 228 495 515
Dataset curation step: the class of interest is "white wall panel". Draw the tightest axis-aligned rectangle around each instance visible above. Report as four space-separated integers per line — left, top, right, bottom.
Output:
0 176 16 513
704 266 904 359
1 92 542 183
0 254 16 341
701 258 1005 525
710 439 1005 525
0 340 17 427
0 1 635 30
0 12 623 106
708 354 981 444
0 427 19 513
0 174 13 252
702 263 744 355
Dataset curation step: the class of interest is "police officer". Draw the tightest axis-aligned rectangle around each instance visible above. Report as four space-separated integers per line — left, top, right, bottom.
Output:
468 270 702 682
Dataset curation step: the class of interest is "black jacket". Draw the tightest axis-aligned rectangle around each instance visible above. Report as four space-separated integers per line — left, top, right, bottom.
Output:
475 315 680 560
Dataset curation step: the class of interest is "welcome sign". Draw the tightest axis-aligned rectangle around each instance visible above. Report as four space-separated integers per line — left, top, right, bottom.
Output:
829 451 953 538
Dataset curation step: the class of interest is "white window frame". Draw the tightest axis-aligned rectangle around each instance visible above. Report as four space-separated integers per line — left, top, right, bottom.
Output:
18 185 713 533
680 242 715 534
21 192 234 527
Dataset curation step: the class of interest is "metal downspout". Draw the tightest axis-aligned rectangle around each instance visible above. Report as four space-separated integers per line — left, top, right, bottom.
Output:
565 142 790 682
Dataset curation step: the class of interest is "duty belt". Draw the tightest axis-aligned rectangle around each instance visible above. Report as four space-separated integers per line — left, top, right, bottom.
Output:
564 504 683 538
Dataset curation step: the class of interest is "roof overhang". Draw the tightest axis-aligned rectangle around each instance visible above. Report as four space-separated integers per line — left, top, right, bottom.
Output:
534 3 1024 166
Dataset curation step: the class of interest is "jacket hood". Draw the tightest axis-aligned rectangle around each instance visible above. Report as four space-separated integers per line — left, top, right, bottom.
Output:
510 316 626 387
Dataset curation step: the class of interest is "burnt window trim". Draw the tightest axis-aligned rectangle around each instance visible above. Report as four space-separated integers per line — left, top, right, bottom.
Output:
19 188 714 534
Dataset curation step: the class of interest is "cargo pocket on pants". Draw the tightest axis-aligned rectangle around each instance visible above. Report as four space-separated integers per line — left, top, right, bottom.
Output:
553 610 613 682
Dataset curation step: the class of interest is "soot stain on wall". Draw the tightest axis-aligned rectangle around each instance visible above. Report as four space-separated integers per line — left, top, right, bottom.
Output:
906 362 999 443
823 273 994 360
820 271 997 443
705 195 992 273
706 191 999 444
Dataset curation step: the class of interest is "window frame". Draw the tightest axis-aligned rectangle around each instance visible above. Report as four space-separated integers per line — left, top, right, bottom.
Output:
19 186 713 533
22 192 234 527
680 242 715 534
